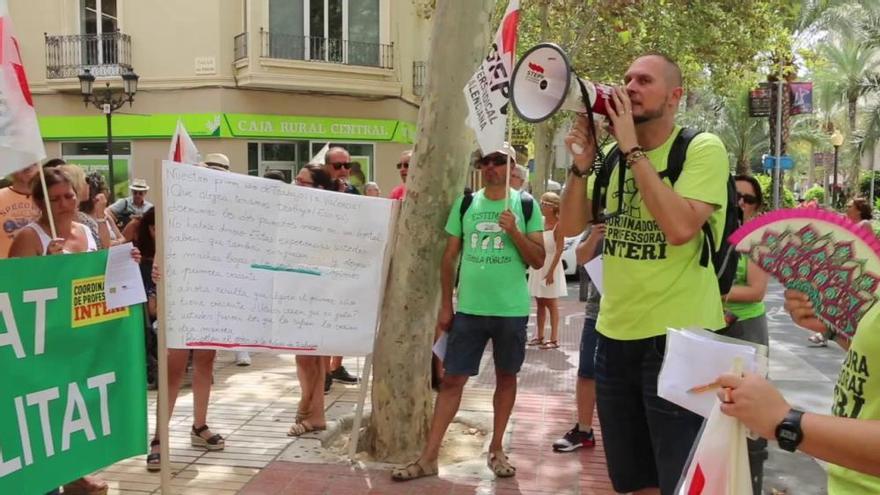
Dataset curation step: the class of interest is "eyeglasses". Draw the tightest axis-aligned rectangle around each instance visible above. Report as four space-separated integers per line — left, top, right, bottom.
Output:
396 162 409 170
737 193 759 205
331 162 353 170
294 177 314 187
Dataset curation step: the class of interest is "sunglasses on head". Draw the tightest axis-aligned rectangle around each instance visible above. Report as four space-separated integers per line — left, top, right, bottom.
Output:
331 162 353 170
737 193 758 205
396 162 409 170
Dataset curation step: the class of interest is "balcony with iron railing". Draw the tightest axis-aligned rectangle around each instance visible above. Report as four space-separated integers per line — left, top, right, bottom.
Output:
413 61 426 97
260 30 393 70
45 32 132 79
234 32 248 62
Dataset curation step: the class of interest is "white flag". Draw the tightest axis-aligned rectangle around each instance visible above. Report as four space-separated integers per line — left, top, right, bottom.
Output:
309 142 330 165
0 0 46 177
168 119 200 164
463 0 520 155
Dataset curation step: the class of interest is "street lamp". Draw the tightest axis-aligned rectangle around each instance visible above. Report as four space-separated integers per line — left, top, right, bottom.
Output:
831 130 844 208
77 68 139 201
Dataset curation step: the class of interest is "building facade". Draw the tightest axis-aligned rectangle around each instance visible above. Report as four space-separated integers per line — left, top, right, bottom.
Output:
14 0 430 198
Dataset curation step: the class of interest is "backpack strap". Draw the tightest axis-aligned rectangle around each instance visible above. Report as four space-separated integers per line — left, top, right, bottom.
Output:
520 191 534 223
658 127 712 267
458 191 474 237
591 146 622 223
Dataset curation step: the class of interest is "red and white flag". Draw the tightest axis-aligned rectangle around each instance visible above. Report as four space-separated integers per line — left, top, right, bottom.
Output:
463 0 519 154
168 119 200 164
677 400 751 495
0 0 45 177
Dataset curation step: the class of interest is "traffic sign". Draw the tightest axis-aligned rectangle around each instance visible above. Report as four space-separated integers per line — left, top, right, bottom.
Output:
762 155 794 171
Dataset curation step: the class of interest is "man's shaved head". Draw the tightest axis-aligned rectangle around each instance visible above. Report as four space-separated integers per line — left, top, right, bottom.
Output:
637 52 682 88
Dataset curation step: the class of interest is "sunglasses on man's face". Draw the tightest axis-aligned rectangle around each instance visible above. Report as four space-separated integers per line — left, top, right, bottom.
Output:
396 162 409 170
476 155 509 168
737 193 758 205
331 162 353 170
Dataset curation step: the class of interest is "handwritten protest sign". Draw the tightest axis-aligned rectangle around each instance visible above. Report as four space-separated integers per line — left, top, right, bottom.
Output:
0 251 146 494
161 161 395 355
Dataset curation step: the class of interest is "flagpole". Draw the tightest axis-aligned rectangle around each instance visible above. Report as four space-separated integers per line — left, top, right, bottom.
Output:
36 164 58 238
505 122 513 210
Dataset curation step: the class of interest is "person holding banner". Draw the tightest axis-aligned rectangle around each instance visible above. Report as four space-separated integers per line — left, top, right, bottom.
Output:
715 288 880 493
560 53 730 495
0 163 39 258
392 144 544 482
8 167 106 494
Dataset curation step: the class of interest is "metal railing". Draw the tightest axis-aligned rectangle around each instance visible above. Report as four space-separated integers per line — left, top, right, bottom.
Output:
234 32 248 61
45 32 132 79
413 61 426 96
260 31 393 69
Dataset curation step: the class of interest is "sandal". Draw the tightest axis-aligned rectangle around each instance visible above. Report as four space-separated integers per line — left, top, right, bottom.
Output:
61 475 108 495
487 451 516 478
146 438 161 472
540 340 559 350
527 337 544 346
191 424 225 451
287 420 326 437
390 459 439 482
808 333 827 347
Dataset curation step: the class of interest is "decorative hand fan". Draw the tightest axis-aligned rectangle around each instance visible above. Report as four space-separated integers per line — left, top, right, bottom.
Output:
729 208 880 342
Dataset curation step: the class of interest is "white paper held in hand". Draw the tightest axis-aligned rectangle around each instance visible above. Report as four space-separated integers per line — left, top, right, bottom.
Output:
583 256 603 295
104 242 147 310
433 332 449 361
657 328 767 418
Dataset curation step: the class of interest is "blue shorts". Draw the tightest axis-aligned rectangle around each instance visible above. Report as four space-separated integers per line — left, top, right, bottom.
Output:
595 333 704 494
443 313 528 376
577 318 599 379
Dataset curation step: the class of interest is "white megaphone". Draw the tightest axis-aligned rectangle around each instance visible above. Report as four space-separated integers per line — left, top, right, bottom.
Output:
510 43 616 153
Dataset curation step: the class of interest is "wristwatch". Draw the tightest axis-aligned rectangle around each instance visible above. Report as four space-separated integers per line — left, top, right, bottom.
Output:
774 408 805 452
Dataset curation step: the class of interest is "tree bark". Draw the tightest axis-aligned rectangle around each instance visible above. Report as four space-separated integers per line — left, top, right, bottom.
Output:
532 120 556 197
364 0 495 463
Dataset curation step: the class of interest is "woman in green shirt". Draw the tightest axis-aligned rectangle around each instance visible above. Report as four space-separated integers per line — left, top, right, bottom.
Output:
723 174 770 495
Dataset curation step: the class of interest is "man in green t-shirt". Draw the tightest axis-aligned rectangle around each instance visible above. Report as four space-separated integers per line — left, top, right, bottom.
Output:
560 54 729 494
391 144 545 482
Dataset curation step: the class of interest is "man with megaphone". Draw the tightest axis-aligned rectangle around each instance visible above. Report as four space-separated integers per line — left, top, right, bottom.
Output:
558 54 730 495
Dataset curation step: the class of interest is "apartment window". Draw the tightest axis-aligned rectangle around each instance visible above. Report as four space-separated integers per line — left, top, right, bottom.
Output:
267 0 380 66
80 0 119 65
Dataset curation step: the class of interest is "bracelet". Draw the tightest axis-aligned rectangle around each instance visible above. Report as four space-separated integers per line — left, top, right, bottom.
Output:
568 163 591 178
622 145 643 157
625 149 647 168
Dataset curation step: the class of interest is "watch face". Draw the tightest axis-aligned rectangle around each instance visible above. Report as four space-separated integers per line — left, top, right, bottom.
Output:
779 429 797 441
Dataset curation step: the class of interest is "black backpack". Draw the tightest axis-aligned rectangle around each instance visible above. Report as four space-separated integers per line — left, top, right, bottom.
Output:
591 128 740 295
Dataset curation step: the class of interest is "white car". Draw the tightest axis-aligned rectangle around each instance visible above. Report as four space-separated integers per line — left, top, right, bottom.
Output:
560 235 582 277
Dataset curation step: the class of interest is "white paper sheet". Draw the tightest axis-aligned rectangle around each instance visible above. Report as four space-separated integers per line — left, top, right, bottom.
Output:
433 332 449 361
657 328 764 418
584 256 603 294
104 242 147 310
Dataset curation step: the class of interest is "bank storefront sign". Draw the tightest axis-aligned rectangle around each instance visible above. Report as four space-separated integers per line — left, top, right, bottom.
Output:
38 113 416 144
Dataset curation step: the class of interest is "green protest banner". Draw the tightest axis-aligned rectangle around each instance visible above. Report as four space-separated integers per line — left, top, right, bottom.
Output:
0 251 147 494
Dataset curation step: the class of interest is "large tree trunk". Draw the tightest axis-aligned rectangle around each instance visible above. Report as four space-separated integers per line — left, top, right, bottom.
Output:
364 0 495 463
532 120 556 197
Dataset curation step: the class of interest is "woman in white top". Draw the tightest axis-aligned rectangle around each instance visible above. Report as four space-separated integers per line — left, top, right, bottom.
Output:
527 192 568 349
9 167 97 256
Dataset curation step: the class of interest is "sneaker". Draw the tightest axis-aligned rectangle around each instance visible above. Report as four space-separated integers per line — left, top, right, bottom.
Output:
329 365 360 384
234 351 252 366
552 424 595 452
324 373 332 395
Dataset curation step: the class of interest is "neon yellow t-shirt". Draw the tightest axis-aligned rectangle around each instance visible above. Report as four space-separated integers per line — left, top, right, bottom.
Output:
827 305 880 493
592 128 728 339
